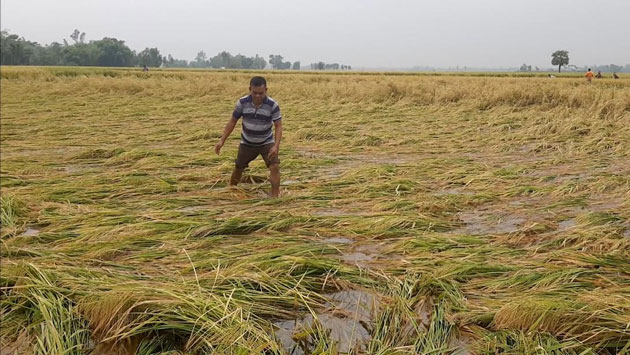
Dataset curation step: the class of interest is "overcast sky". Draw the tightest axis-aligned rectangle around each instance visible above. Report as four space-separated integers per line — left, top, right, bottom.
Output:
2 0 629 68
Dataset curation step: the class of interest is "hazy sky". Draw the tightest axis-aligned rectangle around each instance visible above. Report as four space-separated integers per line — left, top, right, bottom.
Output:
2 0 629 68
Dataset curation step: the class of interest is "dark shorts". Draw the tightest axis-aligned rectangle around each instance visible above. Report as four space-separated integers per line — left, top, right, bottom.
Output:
235 143 280 169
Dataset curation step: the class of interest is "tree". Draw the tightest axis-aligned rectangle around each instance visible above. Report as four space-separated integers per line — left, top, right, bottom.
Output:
205 51 269 69
0 31 42 65
268 55 293 69
609 64 622 72
193 51 210 68
70 29 86 44
70 29 80 43
164 54 188 68
241 56 254 69
62 42 101 66
137 47 163 67
1 31 23 64
231 54 245 69
1 30 332 71
551 50 569 73
35 42 65 65
220 51 231 68
269 55 284 69
94 38 135 67
208 51 231 68
252 55 266 69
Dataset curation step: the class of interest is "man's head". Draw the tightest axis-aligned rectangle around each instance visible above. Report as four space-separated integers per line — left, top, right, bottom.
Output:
249 76 267 104
588 68 592 71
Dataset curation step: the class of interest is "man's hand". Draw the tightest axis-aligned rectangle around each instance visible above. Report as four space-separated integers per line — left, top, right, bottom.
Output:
215 141 224 155
267 145 279 160
215 117 238 155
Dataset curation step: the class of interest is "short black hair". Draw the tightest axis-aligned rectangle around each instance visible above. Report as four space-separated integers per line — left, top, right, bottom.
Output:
250 76 267 87
588 68 591 71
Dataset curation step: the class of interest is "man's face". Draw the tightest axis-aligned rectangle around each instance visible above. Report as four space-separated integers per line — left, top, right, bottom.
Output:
250 85 267 105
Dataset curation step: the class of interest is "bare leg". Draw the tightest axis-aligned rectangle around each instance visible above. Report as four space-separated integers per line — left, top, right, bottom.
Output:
269 163 280 197
230 167 244 186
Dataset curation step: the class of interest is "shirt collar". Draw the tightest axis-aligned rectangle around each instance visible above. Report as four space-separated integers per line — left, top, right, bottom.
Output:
247 95 269 105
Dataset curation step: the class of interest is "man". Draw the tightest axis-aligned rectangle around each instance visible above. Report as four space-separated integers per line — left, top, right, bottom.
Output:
214 76 283 197
595 70 603 79
585 68 594 82
613 73 620 79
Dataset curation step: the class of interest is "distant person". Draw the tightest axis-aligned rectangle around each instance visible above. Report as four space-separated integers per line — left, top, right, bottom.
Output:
215 76 283 198
143 65 149 72
585 68 594 82
548 74 556 78
613 73 620 79
595 70 603 78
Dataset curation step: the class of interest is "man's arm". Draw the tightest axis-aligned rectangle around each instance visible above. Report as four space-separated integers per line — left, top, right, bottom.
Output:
267 120 283 159
215 117 238 155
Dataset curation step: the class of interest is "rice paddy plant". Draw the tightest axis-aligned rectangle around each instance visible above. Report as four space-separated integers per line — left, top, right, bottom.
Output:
1 194 24 231
1 66 629 353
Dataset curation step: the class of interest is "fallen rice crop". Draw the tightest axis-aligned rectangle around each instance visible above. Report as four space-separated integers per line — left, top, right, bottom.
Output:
1 66 629 354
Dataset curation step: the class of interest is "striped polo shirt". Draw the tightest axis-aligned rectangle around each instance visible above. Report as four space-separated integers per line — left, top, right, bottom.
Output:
232 95 282 146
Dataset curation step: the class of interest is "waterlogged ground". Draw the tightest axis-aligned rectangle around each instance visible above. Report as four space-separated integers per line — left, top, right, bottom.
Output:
1 67 630 354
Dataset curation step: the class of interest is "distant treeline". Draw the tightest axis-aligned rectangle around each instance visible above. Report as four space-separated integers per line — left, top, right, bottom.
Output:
519 63 630 73
0 30 352 70
310 63 352 70
586 64 630 73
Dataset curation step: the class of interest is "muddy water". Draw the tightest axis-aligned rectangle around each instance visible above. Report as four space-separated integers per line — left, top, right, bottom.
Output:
340 252 375 268
175 206 208 213
449 333 474 355
281 179 300 186
58 165 90 174
558 218 577 231
339 242 393 267
20 228 40 237
241 175 267 184
321 237 353 244
454 211 524 235
272 290 378 354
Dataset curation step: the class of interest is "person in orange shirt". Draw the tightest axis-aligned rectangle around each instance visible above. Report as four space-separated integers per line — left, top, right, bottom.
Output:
585 68 594 82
